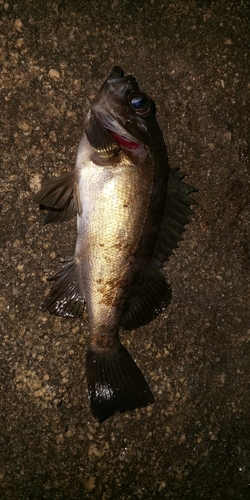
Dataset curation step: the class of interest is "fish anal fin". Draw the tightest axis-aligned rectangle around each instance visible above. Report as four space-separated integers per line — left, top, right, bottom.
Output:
41 256 85 318
86 340 154 421
121 265 172 330
34 171 81 223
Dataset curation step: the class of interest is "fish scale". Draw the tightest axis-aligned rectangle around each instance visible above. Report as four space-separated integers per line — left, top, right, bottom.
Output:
77 153 154 348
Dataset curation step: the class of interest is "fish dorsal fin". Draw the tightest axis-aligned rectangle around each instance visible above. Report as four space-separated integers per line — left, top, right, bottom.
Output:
41 257 85 318
121 265 172 330
86 111 120 158
153 169 197 265
34 171 81 224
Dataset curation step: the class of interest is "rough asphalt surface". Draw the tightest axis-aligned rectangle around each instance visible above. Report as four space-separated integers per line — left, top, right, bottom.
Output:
1 1 250 498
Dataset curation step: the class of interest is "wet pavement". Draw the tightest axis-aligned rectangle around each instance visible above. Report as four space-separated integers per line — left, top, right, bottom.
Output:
1 0 250 498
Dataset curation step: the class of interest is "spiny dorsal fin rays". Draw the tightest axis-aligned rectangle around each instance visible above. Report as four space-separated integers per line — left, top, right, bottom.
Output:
153 168 197 264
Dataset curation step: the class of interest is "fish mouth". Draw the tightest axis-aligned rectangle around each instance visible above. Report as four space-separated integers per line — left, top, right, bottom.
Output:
108 131 140 150
98 111 141 150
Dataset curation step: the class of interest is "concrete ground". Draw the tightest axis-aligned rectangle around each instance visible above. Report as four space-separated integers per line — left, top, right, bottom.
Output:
1 0 250 498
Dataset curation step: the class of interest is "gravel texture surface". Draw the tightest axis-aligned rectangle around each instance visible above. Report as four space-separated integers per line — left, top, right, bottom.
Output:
1 0 250 498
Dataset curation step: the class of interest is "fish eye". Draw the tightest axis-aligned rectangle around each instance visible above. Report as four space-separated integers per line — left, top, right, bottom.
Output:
128 93 151 116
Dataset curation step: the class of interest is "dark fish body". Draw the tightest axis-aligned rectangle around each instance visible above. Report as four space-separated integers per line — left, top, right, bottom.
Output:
35 67 196 421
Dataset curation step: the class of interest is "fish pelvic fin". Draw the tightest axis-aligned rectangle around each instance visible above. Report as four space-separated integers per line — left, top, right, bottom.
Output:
34 171 81 224
86 340 154 422
41 256 85 317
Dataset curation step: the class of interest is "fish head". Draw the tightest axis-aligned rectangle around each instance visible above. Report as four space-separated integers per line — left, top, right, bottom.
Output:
85 66 161 159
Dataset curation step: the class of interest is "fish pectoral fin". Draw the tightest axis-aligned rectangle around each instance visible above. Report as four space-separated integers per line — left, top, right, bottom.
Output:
34 171 81 224
153 168 197 265
86 111 120 159
121 265 172 330
41 256 85 318
86 340 154 422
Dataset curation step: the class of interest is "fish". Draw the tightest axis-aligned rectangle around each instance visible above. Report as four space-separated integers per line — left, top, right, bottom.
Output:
34 66 196 421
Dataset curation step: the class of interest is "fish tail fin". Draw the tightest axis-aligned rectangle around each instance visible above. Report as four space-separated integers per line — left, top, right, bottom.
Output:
86 340 154 421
